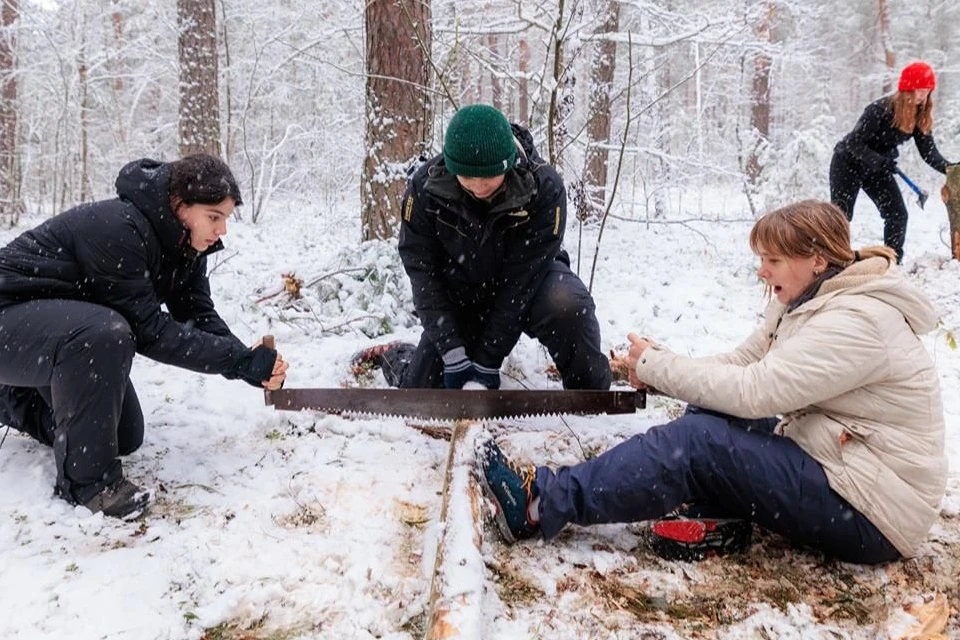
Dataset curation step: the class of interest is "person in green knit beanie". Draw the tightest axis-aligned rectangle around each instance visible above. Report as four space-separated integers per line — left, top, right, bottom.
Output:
442 104 518 178
353 104 612 391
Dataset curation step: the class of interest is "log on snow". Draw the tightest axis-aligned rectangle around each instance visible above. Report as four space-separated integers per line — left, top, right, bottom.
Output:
424 421 485 640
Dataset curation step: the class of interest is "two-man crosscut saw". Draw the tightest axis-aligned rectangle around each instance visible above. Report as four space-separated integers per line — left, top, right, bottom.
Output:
265 387 646 421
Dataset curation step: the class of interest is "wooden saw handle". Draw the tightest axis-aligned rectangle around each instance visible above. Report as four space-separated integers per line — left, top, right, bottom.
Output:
263 334 275 405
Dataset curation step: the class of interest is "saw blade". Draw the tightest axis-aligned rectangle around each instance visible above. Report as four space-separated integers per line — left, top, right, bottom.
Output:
267 388 645 421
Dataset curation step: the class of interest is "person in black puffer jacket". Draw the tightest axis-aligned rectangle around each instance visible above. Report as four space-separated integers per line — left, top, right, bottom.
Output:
0 155 288 519
371 104 610 391
830 61 955 263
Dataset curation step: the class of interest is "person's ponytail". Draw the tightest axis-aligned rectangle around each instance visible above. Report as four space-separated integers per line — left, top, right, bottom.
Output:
853 245 897 265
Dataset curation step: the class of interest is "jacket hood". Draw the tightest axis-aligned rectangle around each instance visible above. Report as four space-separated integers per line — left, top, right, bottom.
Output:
510 123 546 170
115 158 221 261
816 257 939 334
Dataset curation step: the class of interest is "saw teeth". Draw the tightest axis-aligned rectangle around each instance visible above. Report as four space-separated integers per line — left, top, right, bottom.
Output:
318 410 565 422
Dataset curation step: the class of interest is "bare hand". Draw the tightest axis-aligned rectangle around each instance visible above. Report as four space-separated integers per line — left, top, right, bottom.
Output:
625 332 656 390
263 353 288 391
609 349 632 382
251 338 288 391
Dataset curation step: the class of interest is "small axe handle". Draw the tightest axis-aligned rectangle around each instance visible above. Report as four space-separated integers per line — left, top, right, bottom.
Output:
263 334 275 406
896 169 929 209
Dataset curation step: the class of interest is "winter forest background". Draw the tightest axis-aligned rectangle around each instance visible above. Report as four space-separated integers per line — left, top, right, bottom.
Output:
1 2 960 639
0 0 957 232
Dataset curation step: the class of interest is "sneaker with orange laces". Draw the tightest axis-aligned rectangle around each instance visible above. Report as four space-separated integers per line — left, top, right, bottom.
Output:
476 438 541 543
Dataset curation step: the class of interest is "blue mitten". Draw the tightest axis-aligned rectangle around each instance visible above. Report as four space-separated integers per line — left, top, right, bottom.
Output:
471 363 502 390
442 348 473 389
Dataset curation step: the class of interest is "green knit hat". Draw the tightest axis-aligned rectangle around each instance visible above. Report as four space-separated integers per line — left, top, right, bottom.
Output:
443 105 518 177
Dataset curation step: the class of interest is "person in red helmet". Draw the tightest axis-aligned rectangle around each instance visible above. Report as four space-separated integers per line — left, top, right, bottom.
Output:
830 61 955 263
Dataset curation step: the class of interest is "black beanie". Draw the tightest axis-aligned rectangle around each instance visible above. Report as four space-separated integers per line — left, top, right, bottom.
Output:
443 105 518 177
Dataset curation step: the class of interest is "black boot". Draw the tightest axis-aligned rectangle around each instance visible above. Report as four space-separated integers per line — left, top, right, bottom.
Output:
76 477 152 520
646 504 752 561
349 341 416 387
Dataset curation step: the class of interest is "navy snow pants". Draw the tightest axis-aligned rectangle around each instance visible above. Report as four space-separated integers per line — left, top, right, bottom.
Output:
386 259 611 390
536 406 900 564
0 300 142 504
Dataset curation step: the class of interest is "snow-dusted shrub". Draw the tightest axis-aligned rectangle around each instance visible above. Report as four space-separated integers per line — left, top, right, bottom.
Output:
756 114 836 208
313 239 417 337
258 239 417 338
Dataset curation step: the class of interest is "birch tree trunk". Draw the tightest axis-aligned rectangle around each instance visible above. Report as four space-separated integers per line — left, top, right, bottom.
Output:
177 0 221 157
361 0 432 241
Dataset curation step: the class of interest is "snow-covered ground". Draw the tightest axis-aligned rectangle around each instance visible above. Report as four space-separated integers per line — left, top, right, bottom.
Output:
0 188 957 639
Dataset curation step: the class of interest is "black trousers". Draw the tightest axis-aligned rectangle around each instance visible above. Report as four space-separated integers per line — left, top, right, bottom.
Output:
385 260 612 390
829 150 908 262
0 300 141 504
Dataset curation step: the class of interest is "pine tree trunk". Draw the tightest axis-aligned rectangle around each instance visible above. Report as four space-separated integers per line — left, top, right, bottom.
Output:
487 33 502 110
361 0 432 241
517 39 529 124
78 40 90 202
745 1 774 188
546 0 568 169
0 0 21 226
582 0 619 220
878 0 896 94
177 0 221 157
109 0 128 149
111 0 124 93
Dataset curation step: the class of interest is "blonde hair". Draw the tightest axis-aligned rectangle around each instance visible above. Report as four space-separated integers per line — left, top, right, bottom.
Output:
749 200 897 267
892 91 934 135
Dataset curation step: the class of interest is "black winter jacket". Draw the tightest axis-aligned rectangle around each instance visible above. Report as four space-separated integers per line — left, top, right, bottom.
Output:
0 159 267 381
834 96 950 175
398 124 567 368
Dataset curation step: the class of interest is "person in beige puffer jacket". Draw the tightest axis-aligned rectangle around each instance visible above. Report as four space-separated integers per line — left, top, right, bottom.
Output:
477 200 946 563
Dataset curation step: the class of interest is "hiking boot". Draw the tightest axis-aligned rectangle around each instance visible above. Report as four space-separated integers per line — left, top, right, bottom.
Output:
646 504 752 561
476 438 540 543
349 341 415 382
81 477 152 520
